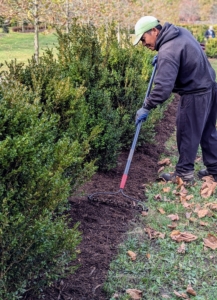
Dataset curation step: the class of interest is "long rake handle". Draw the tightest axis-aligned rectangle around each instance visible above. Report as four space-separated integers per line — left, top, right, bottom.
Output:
120 61 157 189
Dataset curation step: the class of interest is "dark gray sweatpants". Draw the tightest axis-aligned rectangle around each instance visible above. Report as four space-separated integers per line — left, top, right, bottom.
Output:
176 83 217 175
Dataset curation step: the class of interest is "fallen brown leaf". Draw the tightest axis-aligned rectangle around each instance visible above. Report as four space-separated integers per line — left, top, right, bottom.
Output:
203 233 217 250
127 250 137 261
158 208 166 214
168 222 178 229
199 221 209 226
173 290 189 298
170 231 198 242
195 156 202 162
158 158 171 165
206 203 217 210
189 217 197 223
141 211 148 216
167 214 179 221
200 180 217 198
186 284 196 296
154 193 162 200
158 166 165 173
180 195 187 202
197 209 209 218
182 202 194 208
176 176 184 188
185 212 191 219
194 204 201 213
146 253 151 259
180 185 188 194
177 242 186 253
186 194 194 201
145 227 165 239
126 289 143 300
163 187 171 193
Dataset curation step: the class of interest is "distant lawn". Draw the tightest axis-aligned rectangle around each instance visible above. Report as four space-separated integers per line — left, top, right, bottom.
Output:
0 31 58 69
210 58 217 74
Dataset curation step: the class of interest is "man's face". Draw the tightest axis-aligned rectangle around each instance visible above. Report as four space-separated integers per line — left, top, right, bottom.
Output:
140 28 158 51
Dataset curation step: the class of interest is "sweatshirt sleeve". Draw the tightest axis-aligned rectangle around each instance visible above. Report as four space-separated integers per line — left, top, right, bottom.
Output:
144 57 179 109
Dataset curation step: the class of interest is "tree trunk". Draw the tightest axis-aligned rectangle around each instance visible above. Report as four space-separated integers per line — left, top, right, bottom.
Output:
22 20 25 33
65 0 69 33
34 0 39 63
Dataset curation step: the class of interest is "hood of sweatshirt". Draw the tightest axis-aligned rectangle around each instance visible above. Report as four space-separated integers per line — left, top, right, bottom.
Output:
155 23 179 51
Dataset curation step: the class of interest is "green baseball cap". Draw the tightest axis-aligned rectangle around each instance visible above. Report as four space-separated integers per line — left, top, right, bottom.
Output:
133 16 159 46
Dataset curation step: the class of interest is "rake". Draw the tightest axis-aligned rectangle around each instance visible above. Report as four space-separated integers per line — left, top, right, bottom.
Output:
88 56 158 210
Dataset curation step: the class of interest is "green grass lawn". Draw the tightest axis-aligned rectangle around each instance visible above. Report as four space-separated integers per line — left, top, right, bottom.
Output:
0 31 57 69
209 58 217 74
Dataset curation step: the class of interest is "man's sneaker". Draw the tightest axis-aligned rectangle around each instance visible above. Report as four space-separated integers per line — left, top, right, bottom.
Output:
198 169 217 182
159 171 195 184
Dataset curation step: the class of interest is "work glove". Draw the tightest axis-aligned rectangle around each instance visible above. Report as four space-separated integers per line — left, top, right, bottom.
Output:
135 107 150 126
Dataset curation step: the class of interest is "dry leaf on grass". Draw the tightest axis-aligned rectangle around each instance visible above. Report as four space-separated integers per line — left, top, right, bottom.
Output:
189 217 197 223
177 242 186 253
182 202 194 208
200 179 217 198
176 176 184 188
158 166 165 173
126 289 143 300
163 187 171 193
199 221 209 226
194 204 201 213
197 209 209 218
210 203 217 210
158 208 166 214
205 203 217 210
141 211 148 216
203 233 217 250
173 290 189 298
167 213 179 221
195 156 202 162
186 284 196 296
186 194 194 201
180 185 188 194
202 175 214 183
168 222 178 229
154 193 162 200
170 231 198 242
146 253 151 259
158 158 171 165
127 250 137 261
145 227 165 239
180 195 187 202
185 212 192 219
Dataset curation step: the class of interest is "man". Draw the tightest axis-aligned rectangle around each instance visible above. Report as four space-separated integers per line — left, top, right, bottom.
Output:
204 25 215 40
134 16 217 184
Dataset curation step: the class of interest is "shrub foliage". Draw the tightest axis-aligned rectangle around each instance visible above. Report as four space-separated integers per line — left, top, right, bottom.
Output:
0 21 170 299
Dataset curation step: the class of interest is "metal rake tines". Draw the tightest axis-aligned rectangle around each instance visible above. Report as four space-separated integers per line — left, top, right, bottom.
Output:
88 188 148 211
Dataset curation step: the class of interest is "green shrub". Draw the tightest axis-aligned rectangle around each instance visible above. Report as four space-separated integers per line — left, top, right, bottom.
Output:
0 21 173 299
205 38 217 58
0 79 96 299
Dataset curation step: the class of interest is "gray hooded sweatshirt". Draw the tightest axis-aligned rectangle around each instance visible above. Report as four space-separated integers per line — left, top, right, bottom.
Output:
145 23 216 109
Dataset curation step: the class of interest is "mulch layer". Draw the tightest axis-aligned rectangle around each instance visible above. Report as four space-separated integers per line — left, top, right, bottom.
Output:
28 95 179 300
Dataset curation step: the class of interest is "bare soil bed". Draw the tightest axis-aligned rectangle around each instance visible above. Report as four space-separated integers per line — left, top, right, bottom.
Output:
28 95 179 300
